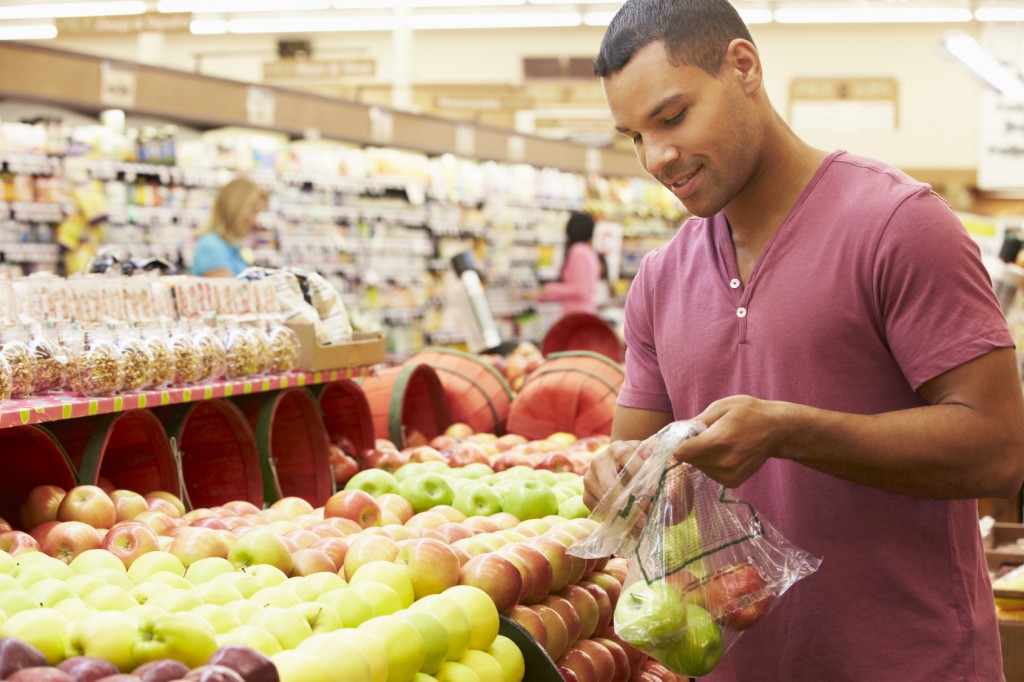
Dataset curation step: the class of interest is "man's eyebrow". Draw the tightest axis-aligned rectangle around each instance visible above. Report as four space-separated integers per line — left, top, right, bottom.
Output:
614 93 687 134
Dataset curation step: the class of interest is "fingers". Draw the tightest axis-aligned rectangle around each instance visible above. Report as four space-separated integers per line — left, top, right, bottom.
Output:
583 452 618 511
583 440 642 511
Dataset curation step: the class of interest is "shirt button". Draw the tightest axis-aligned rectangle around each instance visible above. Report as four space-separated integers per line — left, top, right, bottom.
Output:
737 307 747 318
729 278 741 289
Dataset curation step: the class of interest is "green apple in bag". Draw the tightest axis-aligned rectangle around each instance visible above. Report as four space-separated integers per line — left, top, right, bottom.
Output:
613 578 687 650
656 603 723 676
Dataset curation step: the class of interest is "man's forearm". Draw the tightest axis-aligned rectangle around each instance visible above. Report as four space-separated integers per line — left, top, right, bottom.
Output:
779 401 1024 499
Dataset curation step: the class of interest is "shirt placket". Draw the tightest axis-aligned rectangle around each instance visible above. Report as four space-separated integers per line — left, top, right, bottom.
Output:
712 218 751 345
728 276 749 344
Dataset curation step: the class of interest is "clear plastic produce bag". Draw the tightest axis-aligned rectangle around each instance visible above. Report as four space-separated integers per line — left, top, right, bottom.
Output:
569 420 821 677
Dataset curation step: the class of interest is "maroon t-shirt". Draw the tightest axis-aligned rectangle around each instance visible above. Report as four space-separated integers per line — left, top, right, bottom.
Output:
620 151 1011 681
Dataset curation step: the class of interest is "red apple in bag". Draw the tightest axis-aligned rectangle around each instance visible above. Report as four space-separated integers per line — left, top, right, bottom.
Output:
703 561 774 630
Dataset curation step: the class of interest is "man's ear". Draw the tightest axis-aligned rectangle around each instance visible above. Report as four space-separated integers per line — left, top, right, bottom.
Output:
724 39 762 94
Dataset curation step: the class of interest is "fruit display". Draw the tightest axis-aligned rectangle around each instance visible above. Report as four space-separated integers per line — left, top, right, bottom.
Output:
0 421 690 682
994 564 1024 620
330 424 610 489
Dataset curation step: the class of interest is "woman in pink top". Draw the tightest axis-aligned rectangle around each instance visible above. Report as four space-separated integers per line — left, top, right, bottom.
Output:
537 211 601 315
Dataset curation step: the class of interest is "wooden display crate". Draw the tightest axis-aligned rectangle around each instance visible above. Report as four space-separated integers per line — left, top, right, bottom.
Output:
984 522 1024 572
1000 621 1024 681
286 322 386 372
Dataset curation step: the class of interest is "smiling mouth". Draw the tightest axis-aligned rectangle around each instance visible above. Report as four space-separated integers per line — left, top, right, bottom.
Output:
666 166 700 188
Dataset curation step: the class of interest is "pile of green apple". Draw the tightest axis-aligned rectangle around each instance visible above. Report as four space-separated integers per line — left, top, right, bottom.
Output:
344 458 590 522
0 541 525 682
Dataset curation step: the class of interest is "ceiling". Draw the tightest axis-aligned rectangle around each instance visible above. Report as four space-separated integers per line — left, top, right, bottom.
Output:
1 0 1023 39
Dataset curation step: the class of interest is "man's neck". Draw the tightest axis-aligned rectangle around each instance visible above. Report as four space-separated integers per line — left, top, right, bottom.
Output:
725 129 828 247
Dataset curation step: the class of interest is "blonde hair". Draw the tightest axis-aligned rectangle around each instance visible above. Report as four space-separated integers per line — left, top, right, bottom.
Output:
200 177 267 243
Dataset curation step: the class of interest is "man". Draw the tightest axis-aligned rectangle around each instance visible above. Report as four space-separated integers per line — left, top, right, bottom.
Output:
581 0 1024 679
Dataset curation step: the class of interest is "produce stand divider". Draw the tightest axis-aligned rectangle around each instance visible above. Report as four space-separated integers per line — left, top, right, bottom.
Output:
497 615 561 681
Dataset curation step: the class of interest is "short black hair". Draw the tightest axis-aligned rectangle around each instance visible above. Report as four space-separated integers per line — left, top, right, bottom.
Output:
593 0 754 78
566 211 596 244
560 212 596 281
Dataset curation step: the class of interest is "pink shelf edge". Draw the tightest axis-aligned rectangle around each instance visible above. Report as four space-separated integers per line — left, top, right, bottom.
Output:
0 367 369 430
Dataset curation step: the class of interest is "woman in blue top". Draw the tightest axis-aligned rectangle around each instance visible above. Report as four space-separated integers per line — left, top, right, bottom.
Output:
191 177 267 277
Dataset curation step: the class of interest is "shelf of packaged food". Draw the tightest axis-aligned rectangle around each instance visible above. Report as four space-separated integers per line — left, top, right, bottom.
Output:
0 366 371 430
0 42 647 178
0 200 69 222
0 243 61 264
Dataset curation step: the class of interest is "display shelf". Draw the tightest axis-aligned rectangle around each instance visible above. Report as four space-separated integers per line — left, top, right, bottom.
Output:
0 42 646 176
0 366 370 430
0 43 686 353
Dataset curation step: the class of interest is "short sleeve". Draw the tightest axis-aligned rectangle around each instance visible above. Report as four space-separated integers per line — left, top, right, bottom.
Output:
875 190 1014 389
190 234 230 277
618 252 673 412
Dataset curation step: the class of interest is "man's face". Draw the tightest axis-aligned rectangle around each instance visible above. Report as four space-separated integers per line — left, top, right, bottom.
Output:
602 40 760 218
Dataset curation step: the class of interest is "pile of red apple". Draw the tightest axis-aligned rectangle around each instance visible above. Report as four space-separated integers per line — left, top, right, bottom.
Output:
329 424 610 490
0 639 278 681
479 341 546 393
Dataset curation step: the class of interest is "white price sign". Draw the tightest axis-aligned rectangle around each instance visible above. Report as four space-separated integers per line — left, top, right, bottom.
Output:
454 125 475 157
246 86 276 127
369 106 394 145
99 61 136 108
506 135 525 162
978 91 1024 191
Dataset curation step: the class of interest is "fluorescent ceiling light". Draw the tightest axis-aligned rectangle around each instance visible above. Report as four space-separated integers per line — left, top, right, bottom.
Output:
190 19 228 34
775 6 971 23
582 11 615 25
332 0 523 5
0 1 144 20
942 31 1024 99
0 23 57 39
332 0 392 6
408 0 525 5
975 7 1024 21
161 0 328 11
409 11 580 29
738 8 772 24
227 15 397 33
584 7 770 26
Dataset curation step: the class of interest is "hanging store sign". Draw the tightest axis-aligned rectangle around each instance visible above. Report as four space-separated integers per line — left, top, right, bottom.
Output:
434 94 533 112
977 91 1024 191
246 86 276 127
788 77 898 132
506 135 525 162
454 124 475 157
369 107 394 145
56 13 192 35
263 59 376 81
99 61 136 108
